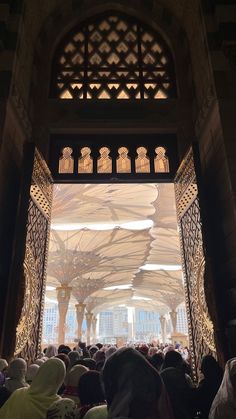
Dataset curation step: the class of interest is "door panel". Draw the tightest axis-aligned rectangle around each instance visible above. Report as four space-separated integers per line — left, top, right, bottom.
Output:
175 146 216 378
1 144 53 362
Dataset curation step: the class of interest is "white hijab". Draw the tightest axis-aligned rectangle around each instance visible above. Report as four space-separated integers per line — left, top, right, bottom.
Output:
209 358 236 419
0 358 66 419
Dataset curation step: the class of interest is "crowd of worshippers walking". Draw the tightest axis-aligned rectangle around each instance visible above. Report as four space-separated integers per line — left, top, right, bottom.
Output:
0 342 235 419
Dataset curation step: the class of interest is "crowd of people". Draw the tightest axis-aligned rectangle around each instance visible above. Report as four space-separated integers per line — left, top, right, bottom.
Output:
0 342 235 419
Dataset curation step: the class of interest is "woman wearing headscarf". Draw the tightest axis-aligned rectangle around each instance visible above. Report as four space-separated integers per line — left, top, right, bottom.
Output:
102 347 174 419
77 371 106 419
35 358 45 366
0 359 8 387
0 360 8 376
5 358 28 393
26 364 40 385
45 344 58 358
0 358 66 419
209 358 236 419
77 359 96 370
68 351 81 369
63 364 88 405
105 346 116 360
83 405 107 419
47 398 77 418
160 351 193 419
193 355 223 419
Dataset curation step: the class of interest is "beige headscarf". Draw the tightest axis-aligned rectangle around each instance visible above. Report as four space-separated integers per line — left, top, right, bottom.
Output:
63 364 88 405
5 358 28 393
0 358 66 419
26 364 40 384
209 358 236 419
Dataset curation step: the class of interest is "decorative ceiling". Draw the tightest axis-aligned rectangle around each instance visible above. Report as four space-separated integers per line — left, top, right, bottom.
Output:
46 183 184 314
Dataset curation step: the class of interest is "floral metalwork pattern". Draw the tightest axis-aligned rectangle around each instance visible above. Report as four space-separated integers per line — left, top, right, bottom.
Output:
175 147 215 379
14 149 53 362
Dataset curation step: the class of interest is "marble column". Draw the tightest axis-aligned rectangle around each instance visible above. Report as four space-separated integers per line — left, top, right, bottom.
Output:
169 309 178 334
160 315 167 344
75 302 86 341
92 316 98 344
85 312 93 345
56 285 72 345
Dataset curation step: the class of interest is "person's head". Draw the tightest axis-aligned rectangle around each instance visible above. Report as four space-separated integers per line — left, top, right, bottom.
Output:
96 343 103 350
162 350 183 370
7 358 27 380
102 347 163 418
138 344 149 357
56 353 70 370
150 353 164 371
58 345 71 354
26 364 40 384
34 359 45 366
76 358 96 370
29 358 66 397
0 359 8 374
65 364 88 387
221 358 236 392
68 351 81 368
79 342 86 350
149 347 158 357
78 371 105 406
105 346 116 360
89 346 99 358
94 350 105 364
45 344 58 358
46 398 76 418
200 355 223 381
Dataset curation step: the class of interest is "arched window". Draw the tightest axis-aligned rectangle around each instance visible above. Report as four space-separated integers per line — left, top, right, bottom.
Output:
154 146 169 173
117 147 131 173
51 12 176 100
78 147 93 173
97 147 112 173
58 147 74 173
135 147 150 173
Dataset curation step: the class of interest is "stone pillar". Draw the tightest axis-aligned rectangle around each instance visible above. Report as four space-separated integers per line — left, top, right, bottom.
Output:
92 316 98 344
56 286 72 345
169 310 178 334
85 312 93 345
75 302 86 341
160 315 167 344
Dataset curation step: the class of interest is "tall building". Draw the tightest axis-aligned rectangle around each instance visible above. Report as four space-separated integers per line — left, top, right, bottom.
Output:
176 305 188 335
42 303 58 345
135 310 160 342
99 311 114 341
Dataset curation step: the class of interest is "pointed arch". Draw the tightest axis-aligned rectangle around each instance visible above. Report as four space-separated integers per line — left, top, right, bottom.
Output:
51 11 176 100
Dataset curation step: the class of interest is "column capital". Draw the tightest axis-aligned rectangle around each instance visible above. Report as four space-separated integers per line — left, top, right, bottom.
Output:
56 285 72 304
85 311 94 321
75 302 86 312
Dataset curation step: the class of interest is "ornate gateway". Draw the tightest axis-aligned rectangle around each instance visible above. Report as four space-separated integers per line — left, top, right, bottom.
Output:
3 145 53 362
175 146 216 378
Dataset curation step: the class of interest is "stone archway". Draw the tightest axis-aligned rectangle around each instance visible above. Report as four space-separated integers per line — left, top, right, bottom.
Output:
1 0 235 365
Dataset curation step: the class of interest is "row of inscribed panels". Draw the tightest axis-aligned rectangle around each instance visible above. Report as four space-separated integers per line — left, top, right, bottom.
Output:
59 146 169 174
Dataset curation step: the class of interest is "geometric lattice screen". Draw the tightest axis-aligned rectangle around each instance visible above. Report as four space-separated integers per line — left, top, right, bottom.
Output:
51 13 176 100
